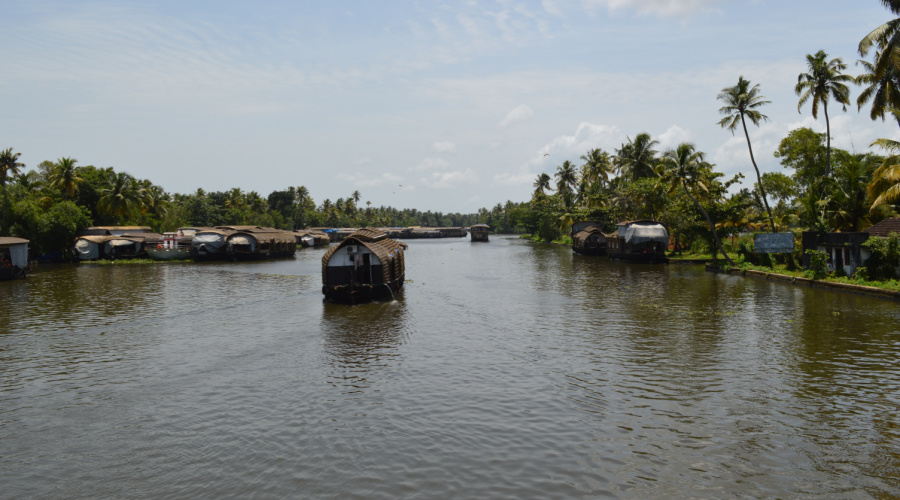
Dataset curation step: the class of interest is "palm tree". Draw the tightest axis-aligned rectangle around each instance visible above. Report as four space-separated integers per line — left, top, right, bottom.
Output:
98 172 143 219
48 157 83 200
868 108 900 210
658 143 734 266
615 133 659 182
351 190 361 204
717 76 775 232
554 160 578 195
858 1 900 90
579 148 613 186
856 51 900 120
533 173 552 197
0 148 25 187
796 50 853 179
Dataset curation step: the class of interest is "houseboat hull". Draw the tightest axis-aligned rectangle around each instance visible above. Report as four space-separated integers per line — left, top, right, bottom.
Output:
572 246 606 256
146 247 191 260
322 277 404 304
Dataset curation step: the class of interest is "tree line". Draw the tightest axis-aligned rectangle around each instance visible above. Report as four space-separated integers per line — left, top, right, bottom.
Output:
0 154 527 257
514 0 900 265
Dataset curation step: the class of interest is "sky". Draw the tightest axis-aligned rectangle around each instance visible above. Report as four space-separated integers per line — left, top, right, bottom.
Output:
3 0 899 214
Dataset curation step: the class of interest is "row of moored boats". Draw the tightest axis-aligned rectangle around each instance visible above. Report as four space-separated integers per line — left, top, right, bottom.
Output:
571 220 669 263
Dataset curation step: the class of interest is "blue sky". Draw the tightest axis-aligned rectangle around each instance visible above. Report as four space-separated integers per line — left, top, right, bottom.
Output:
3 0 897 213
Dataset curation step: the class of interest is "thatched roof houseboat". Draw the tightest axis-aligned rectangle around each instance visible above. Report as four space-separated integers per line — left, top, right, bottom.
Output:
190 227 236 260
606 220 668 263
294 230 331 248
572 225 609 256
72 226 156 260
470 224 490 242
222 226 296 260
322 228 407 304
0 237 29 280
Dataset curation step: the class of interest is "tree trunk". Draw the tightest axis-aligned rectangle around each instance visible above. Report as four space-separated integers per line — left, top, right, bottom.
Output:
741 114 776 232
683 181 735 266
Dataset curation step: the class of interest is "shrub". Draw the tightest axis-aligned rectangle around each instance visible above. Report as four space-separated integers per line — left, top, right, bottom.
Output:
861 232 900 281
805 249 829 279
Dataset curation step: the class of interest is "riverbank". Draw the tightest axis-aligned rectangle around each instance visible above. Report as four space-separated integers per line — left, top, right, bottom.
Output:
707 265 900 301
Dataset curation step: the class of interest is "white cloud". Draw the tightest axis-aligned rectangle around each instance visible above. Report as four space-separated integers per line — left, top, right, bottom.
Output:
493 171 536 187
420 169 479 189
534 122 622 165
336 171 406 188
582 0 723 17
410 158 451 172
658 124 692 149
434 141 456 153
498 104 534 128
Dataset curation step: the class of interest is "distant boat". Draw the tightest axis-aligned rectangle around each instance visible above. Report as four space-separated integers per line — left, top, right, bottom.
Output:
0 237 29 280
606 220 669 263
322 228 407 304
293 230 331 248
72 226 155 260
469 224 490 242
190 228 235 261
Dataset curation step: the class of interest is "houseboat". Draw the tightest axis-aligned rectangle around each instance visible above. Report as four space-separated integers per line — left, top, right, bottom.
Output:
293 230 331 248
321 228 407 304
223 226 297 260
470 224 490 242
606 220 669 263
572 224 609 256
190 227 236 260
146 228 200 260
72 226 156 260
0 237 29 280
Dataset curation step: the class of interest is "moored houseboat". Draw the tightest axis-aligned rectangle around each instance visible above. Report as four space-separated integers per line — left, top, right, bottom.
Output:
606 220 669 263
0 237 29 280
572 225 609 256
146 228 198 260
470 224 490 242
190 227 236 260
223 226 296 260
321 228 407 304
72 226 155 260
293 230 331 248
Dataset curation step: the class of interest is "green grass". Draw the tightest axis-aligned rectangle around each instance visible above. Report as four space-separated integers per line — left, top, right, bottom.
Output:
94 258 193 265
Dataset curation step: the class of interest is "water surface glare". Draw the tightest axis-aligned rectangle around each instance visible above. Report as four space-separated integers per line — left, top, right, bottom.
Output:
2 237 899 498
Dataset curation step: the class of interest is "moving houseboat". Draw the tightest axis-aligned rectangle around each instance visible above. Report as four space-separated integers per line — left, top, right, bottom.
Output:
470 224 490 242
606 220 669 263
322 228 407 304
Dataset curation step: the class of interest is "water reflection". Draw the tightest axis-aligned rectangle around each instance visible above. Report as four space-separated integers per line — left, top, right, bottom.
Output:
321 298 411 393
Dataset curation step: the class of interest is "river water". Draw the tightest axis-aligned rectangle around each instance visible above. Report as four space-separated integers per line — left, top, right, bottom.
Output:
1 236 899 499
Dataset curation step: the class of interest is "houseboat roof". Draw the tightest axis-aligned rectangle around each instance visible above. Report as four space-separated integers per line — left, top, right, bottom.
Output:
470 224 490 229
573 227 607 246
321 229 407 285
74 234 115 244
0 237 29 248
866 217 900 238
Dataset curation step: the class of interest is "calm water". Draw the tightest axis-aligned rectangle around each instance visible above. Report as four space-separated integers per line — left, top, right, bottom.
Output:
1 237 899 499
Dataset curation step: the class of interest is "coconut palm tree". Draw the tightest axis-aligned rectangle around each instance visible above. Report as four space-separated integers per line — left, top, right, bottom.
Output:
868 108 900 210
48 157 84 200
555 161 578 195
0 148 25 187
856 51 900 120
98 172 143 219
658 143 734 266
796 50 853 179
579 148 613 186
859 1 900 88
615 133 659 182
717 76 775 232
533 173 552 197
351 190 361 204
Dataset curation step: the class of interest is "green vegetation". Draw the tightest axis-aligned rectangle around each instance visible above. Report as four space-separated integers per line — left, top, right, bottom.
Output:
3 0 900 289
